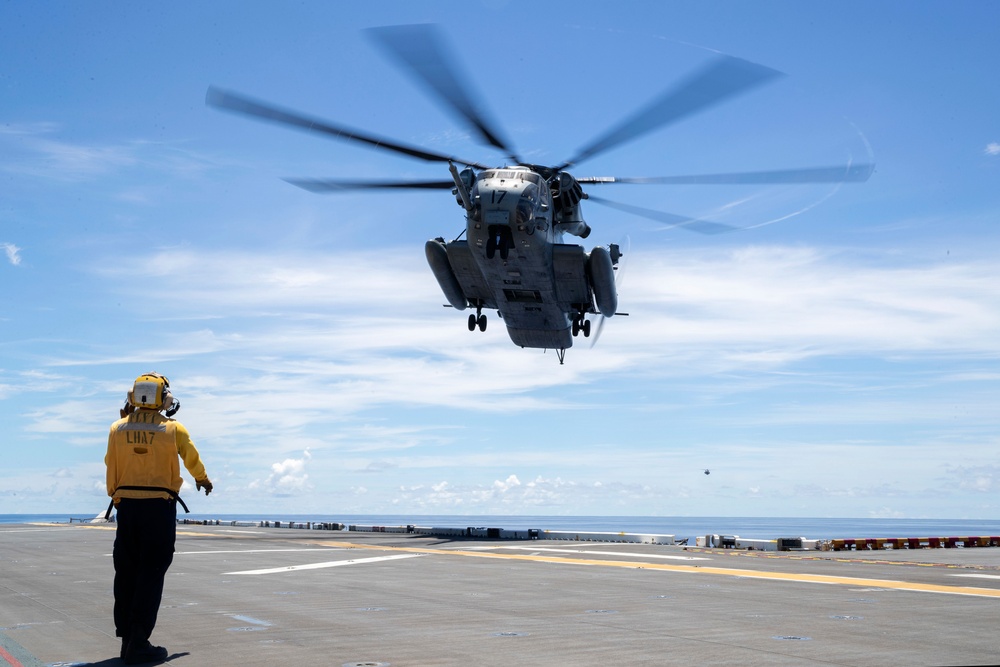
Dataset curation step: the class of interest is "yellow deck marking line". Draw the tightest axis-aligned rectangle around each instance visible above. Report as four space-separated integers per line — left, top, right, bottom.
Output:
65 526 1000 599
316 541 1000 599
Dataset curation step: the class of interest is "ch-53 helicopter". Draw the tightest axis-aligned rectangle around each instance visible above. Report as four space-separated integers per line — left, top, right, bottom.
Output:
207 24 872 364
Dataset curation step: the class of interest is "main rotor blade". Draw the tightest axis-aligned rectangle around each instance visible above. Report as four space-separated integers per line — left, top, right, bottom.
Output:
559 56 783 171
206 86 489 169
579 163 875 185
587 195 738 235
367 24 520 162
285 178 454 193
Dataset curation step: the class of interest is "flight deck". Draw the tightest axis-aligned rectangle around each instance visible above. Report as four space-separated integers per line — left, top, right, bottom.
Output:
2 521 999 666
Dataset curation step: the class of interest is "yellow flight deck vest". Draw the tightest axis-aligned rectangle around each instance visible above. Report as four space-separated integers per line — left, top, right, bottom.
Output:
106 409 206 504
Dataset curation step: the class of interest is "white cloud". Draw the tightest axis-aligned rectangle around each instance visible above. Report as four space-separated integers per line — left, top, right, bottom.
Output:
0 461 109 511
93 243 1000 376
359 460 399 473
31 241 991 466
0 123 222 182
24 400 109 437
950 464 1000 493
0 132 137 180
2 243 21 266
390 475 660 512
249 449 313 496
12 240 1000 517
985 142 1000 156
0 122 62 137
621 245 1000 362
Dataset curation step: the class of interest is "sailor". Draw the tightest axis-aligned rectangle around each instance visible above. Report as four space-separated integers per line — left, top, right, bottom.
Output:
105 372 213 664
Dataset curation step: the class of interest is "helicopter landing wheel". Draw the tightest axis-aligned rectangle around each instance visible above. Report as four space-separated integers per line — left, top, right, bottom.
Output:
571 317 580 337
582 318 592 337
477 314 487 332
468 313 478 331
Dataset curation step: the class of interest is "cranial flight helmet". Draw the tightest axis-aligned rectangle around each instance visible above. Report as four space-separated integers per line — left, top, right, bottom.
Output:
128 372 180 416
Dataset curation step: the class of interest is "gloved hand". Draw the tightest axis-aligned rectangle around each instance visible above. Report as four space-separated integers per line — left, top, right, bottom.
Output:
120 401 135 419
197 479 213 496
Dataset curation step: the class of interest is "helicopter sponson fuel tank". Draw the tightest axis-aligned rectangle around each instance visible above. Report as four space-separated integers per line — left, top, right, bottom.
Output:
587 246 618 318
425 239 467 311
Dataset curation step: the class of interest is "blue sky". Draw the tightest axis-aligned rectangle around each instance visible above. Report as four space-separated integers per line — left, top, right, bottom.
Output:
2 1 998 519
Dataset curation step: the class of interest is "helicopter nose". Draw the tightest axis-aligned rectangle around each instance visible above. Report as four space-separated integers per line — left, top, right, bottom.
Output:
485 209 511 226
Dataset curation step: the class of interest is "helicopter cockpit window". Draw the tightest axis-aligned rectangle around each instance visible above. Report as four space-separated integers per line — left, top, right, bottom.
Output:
470 179 483 222
459 167 476 190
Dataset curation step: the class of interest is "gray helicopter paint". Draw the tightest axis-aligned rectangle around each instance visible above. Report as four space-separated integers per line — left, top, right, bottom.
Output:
431 166 609 351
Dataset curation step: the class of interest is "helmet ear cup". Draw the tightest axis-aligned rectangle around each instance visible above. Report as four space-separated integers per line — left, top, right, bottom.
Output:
163 393 180 417
159 375 180 416
161 388 179 416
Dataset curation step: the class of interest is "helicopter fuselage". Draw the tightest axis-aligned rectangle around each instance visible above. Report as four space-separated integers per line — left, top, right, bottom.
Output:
425 166 618 354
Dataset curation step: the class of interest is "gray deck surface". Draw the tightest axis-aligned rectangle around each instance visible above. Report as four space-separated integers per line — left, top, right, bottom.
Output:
2 522 999 666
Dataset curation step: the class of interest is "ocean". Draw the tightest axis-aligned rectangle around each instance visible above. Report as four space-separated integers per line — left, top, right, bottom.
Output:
4 513 999 541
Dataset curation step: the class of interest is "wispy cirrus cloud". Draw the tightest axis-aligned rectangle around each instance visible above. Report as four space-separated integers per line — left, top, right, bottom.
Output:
985 142 1000 156
622 244 1000 361
35 241 992 453
14 239 997 518
2 242 21 266
0 122 62 136
0 122 221 182
79 243 1000 393
97 243 1000 362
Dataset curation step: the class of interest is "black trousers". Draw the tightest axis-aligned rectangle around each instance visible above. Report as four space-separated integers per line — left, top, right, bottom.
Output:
113 498 176 644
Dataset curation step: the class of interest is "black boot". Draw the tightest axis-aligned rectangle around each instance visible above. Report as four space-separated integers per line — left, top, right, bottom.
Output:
124 638 168 664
